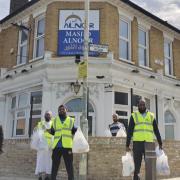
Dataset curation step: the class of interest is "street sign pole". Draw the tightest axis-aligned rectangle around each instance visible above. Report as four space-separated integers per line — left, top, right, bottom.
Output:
79 0 89 179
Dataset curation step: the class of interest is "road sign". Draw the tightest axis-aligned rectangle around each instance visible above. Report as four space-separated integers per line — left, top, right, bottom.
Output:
89 44 109 53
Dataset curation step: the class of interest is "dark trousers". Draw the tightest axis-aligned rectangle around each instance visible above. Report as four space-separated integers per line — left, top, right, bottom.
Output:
133 141 145 180
51 147 74 180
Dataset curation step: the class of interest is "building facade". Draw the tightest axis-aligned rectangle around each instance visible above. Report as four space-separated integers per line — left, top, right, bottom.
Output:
0 0 180 140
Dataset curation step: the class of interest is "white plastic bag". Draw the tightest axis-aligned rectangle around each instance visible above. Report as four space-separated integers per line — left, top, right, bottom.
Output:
104 129 112 137
30 129 40 150
156 147 170 175
122 152 135 176
72 128 89 153
116 128 127 137
30 129 48 151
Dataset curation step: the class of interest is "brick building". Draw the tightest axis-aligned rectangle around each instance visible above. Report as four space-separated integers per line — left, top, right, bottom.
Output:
0 0 180 140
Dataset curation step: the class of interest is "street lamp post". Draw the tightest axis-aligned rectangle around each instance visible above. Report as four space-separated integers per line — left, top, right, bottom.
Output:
79 0 89 179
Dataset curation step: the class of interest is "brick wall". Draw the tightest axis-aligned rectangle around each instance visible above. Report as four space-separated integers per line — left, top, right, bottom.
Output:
173 38 180 79
0 1 180 74
1 138 180 180
0 26 19 68
149 26 164 72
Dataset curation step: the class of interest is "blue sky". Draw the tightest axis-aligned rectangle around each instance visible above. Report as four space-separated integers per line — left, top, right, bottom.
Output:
0 0 180 29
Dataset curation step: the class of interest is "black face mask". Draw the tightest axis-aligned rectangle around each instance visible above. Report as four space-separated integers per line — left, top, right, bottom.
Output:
45 116 50 122
138 108 146 114
59 113 66 119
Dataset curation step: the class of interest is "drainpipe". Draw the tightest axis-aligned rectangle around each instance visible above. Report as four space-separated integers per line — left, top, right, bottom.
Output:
155 94 158 125
131 88 133 113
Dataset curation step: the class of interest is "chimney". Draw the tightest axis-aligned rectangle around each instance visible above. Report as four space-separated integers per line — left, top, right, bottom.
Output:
10 0 29 14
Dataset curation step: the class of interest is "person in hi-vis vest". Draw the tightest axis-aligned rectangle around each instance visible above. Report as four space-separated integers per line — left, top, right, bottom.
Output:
126 99 162 180
34 110 54 180
50 104 77 180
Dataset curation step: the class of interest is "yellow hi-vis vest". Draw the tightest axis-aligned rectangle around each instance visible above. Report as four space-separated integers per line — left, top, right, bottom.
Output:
132 111 154 142
38 120 54 148
52 116 74 149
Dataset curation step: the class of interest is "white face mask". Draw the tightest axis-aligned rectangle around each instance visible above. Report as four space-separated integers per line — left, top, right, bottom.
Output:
44 121 51 129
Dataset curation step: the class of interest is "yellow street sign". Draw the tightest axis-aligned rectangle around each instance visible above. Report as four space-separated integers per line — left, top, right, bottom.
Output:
78 61 87 78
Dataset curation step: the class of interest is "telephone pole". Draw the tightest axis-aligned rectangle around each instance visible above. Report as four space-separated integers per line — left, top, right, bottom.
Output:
79 0 89 179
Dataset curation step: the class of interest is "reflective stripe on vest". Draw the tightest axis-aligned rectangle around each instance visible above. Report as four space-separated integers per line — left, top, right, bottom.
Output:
132 111 154 142
52 116 74 149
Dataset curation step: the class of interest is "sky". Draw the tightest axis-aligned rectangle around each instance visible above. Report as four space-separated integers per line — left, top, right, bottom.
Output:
0 0 180 29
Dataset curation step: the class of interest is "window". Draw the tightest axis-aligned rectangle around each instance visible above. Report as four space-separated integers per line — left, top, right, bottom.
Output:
16 111 26 135
164 40 173 75
164 111 176 140
34 16 45 58
17 29 28 65
10 91 42 137
115 92 128 105
119 19 131 61
29 91 42 135
138 28 149 66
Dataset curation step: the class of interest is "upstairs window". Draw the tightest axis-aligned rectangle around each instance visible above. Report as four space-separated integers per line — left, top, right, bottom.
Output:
17 28 28 65
138 28 149 67
164 39 173 76
34 16 45 58
119 19 131 61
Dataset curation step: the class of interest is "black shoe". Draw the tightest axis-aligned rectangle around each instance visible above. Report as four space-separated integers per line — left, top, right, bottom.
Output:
38 177 42 180
45 176 50 180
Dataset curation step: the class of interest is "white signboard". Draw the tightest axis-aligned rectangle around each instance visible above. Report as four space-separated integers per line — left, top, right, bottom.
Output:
89 44 109 53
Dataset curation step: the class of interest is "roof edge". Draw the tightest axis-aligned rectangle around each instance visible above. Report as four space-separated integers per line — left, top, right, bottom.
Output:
121 0 180 34
0 0 40 24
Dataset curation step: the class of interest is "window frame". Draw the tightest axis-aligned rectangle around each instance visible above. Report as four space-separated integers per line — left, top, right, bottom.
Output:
164 39 173 76
164 110 176 140
17 27 28 65
138 27 149 67
119 17 131 62
10 91 42 138
33 15 45 59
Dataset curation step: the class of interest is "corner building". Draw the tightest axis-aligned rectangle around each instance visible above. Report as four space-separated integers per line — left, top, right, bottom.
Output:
0 0 180 140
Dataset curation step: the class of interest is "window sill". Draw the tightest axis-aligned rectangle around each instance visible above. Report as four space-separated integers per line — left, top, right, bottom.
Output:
165 74 176 79
13 63 26 69
29 56 44 62
139 65 152 71
119 58 135 65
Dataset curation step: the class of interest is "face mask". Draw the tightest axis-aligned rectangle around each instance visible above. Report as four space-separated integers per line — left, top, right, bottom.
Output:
59 113 66 119
138 108 146 114
45 116 50 122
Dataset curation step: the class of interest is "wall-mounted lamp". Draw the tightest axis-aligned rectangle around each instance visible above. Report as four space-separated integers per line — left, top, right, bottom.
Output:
71 80 81 94
131 69 139 73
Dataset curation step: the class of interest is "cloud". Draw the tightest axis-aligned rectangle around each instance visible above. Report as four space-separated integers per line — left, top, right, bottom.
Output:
131 0 180 29
0 0 10 20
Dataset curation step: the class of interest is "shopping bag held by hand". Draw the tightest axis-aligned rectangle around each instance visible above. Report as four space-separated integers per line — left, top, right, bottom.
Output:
122 152 135 176
72 128 89 153
104 129 112 137
156 146 170 176
116 128 127 137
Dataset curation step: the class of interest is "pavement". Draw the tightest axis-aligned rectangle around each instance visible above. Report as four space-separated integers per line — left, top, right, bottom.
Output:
0 177 180 180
